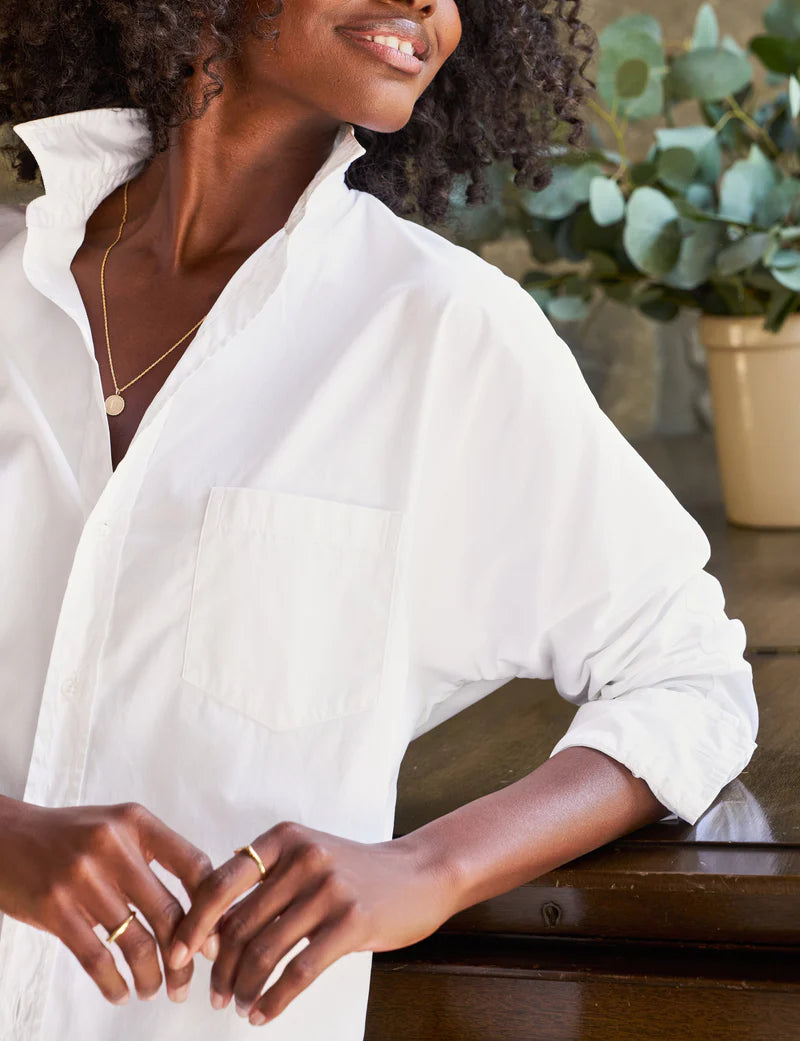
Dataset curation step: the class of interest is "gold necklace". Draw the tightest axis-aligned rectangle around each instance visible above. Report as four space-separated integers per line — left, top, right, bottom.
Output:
101 178 210 416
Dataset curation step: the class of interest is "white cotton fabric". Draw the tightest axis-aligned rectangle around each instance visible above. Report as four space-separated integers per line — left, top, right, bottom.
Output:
0 107 758 1040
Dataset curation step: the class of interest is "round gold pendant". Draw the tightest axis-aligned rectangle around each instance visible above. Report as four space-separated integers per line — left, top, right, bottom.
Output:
105 393 125 416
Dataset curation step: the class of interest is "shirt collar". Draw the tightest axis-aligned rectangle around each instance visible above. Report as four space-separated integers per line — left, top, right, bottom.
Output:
12 105 367 236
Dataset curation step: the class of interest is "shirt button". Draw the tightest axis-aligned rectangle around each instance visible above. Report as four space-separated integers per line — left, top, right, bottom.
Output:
61 674 78 696
97 520 111 537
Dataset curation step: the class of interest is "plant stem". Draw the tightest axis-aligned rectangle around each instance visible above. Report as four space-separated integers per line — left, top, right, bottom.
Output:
586 97 629 179
713 95 781 157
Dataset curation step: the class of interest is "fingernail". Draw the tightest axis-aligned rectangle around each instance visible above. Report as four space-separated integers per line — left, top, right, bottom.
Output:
202 933 220 961
250 1011 267 1026
114 991 130 1005
170 942 189 970
236 1001 251 1018
210 989 225 1011
169 984 190 1003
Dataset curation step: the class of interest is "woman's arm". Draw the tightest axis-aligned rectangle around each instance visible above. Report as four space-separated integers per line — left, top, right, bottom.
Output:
165 745 668 1027
395 744 669 915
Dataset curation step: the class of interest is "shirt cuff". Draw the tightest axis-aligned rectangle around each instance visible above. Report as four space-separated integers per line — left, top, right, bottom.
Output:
548 686 758 826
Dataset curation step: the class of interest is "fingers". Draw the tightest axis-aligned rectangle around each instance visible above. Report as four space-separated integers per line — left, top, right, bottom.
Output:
168 834 281 971
121 802 217 979
55 904 130 1006
86 884 163 1001
248 917 350 1026
129 802 214 899
210 855 308 1006
224 883 331 1015
115 850 197 1002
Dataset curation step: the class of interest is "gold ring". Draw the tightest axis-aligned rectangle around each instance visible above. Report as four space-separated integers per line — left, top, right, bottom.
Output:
106 908 138 945
234 843 267 881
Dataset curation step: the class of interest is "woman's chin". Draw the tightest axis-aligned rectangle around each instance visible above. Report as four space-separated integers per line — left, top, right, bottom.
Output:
345 106 415 136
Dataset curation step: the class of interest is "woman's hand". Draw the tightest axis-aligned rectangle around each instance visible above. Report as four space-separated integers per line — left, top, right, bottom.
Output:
167 820 459 1026
0 796 214 1005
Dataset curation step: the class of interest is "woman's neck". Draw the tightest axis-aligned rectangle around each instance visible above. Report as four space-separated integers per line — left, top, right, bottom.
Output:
85 90 342 275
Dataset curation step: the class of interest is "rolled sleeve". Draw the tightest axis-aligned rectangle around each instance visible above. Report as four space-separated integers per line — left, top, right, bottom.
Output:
407 269 758 826
548 568 759 825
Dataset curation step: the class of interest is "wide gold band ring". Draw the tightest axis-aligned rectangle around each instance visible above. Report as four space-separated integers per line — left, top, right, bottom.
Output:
234 843 267 881
106 908 138 945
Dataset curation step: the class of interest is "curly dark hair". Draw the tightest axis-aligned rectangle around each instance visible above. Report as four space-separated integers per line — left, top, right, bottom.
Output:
0 0 596 226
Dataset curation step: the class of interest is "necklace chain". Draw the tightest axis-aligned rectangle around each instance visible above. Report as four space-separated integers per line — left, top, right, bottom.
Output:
100 178 210 416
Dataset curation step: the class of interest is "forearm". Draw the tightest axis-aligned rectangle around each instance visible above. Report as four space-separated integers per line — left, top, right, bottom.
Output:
397 744 670 918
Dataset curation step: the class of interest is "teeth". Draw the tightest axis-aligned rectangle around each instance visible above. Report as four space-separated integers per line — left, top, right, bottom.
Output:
364 33 416 56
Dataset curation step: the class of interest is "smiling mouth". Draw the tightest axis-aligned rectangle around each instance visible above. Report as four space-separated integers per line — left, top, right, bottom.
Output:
337 29 425 74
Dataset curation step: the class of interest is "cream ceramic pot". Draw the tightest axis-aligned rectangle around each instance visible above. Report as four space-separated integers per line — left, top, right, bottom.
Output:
698 313 800 528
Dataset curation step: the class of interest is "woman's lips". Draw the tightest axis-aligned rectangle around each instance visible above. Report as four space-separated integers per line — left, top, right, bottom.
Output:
337 29 425 74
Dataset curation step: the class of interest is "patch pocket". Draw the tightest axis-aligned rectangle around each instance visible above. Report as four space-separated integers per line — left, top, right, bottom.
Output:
181 487 402 731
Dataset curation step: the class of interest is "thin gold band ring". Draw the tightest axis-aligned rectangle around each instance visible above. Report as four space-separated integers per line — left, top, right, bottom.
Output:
106 908 138 945
234 843 267 881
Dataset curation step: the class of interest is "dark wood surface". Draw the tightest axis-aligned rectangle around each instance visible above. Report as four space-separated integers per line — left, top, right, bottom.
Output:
365 432 800 1040
366 936 800 1041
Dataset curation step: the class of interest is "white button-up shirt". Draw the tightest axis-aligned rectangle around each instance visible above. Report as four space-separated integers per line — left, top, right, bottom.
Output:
0 106 758 1041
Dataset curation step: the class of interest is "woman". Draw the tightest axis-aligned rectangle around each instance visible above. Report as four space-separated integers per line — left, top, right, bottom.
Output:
0 0 758 1038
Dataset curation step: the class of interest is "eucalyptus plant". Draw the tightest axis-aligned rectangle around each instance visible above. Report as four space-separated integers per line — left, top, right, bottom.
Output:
446 0 800 332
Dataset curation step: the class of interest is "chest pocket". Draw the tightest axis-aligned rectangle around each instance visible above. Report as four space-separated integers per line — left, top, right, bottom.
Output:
181 487 403 731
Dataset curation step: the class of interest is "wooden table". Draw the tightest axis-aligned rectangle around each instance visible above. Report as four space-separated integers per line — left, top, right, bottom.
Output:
364 433 800 1041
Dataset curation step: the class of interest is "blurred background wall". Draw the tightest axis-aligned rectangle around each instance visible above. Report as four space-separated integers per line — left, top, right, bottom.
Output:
0 1 767 439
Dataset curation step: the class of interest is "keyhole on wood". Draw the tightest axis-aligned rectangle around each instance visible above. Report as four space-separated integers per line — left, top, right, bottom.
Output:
541 901 562 927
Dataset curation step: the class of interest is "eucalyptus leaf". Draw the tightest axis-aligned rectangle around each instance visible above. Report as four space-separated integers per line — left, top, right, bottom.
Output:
668 48 752 101
547 295 592 322
570 207 628 257
597 19 666 119
554 210 588 263
589 176 626 226
692 3 719 50
715 232 771 275
657 148 699 190
526 286 553 308
755 178 800 225
654 126 721 183
765 285 800 331
746 268 782 291
518 163 605 220
686 183 716 211
721 34 746 56
769 248 800 268
635 290 681 321
623 188 683 277
616 59 650 98
662 219 726 289
764 0 800 40
585 250 620 278
771 262 800 290
792 77 800 117
523 224 561 265
600 13 663 44
719 145 779 223
630 161 659 186
770 105 800 152
749 35 800 76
